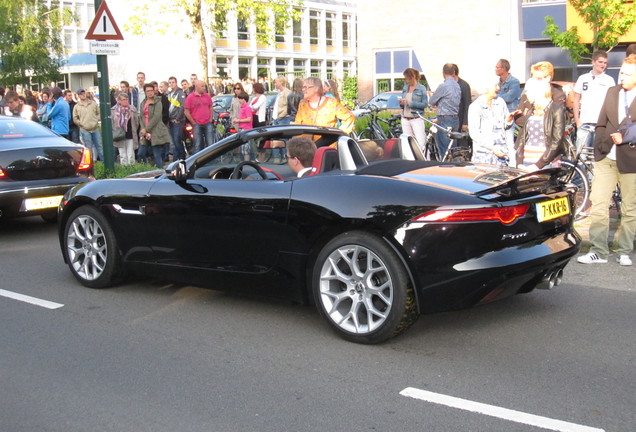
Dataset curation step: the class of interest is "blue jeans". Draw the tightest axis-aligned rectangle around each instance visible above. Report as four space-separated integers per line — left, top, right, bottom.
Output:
151 144 167 169
435 115 460 158
193 122 214 153
80 129 103 161
170 120 186 160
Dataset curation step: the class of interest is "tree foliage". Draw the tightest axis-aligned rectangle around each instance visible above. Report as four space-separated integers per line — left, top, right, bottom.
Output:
125 0 302 83
0 0 74 87
544 0 636 63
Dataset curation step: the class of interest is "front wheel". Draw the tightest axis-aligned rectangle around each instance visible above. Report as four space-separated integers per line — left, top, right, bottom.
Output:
312 232 418 344
63 206 124 288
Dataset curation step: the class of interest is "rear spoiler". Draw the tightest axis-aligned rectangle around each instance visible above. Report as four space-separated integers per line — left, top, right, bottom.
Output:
474 167 567 198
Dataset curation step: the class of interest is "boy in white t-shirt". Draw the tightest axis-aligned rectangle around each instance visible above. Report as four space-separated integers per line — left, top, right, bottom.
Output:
573 50 616 152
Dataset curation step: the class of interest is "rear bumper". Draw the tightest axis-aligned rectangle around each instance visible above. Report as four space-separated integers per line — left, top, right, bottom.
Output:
0 178 91 218
401 228 581 313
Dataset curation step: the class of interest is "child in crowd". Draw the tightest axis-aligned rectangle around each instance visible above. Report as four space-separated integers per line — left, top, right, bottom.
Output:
232 91 253 160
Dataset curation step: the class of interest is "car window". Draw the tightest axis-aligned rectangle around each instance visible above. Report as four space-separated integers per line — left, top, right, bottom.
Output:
0 118 57 140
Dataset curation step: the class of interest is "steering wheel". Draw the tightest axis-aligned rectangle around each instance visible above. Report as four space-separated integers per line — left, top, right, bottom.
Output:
230 160 269 180
208 166 234 179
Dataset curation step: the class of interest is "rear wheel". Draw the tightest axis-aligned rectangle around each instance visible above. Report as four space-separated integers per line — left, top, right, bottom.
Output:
559 160 590 219
312 231 418 344
63 206 123 288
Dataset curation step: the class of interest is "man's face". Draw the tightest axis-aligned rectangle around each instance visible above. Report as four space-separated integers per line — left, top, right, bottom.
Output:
78 92 86 100
137 73 145 85
6 98 20 111
195 81 205 94
168 79 177 91
620 63 636 91
495 62 505 77
144 87 155 98
592 56 608 75
190 74 197 84
65 92 73 102
181 80 189 91
159 82 168 94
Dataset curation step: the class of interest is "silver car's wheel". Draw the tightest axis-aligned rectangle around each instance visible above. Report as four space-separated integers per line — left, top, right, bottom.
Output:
64 206 122 288
313 232 418 344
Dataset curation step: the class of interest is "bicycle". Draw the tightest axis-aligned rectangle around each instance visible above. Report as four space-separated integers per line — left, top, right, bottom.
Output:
414 112 471 162
353 104 402 141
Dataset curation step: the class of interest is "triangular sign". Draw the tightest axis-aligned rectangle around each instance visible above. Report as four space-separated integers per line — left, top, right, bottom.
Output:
85 1 123 41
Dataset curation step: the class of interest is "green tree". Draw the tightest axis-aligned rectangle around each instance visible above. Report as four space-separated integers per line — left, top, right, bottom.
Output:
125 0 302 84
0 0 74 87
544 0 636 63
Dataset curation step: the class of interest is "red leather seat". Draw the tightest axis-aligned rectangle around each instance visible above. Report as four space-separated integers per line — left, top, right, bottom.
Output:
383 138 399 159
309 147 339 175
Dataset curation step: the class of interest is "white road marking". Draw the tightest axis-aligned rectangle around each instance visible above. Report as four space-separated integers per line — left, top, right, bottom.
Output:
0 289 64 310
400 387 604 432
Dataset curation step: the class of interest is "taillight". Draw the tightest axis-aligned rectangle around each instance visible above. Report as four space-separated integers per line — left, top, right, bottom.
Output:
78 148 93 171
185 124 193 132
412 204 530 225
0 166 6 178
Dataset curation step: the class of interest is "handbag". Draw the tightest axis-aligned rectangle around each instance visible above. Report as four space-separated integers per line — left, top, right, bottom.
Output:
112 125 126 142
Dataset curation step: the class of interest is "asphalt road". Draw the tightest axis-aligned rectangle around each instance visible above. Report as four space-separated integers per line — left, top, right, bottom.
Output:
1 217 634 432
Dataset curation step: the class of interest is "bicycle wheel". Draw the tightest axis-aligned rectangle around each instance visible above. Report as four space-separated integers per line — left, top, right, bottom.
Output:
358 129 374 140
559 160 590 219
424 136 440 161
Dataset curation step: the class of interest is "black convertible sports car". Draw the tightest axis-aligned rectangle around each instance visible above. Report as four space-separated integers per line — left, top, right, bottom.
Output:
58 125 581 343
0 116 93 222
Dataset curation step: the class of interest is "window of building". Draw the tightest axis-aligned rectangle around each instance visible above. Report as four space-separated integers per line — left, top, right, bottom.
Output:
237 19 250 40
342 14 352 48
310 60 321 77
64 29 74 51
76 30 87 52
293 10 302 44
309 10 320 45
257 58 270 80
239 57 251 80
373 48 427 93
325 12 336 46
343 61 353 77
216 57 229 78
275 17 287 43
276 59 288 75
294 59 305 77
326 60 336 79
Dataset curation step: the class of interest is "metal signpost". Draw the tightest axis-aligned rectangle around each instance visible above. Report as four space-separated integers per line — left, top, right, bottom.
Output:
85 0 124 172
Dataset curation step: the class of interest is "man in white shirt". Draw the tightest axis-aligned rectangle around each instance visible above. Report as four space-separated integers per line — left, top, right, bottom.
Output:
573 50 616 152
286 136 316 178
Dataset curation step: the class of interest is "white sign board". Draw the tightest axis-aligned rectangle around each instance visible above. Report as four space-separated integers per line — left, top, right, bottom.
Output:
89 40 121 55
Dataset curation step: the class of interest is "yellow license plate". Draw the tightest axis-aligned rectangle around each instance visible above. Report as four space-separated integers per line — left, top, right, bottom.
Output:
536 197 570 222
23 195 63 211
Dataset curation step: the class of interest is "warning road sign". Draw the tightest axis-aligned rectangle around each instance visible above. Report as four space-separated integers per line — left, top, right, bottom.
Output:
85 1 123 41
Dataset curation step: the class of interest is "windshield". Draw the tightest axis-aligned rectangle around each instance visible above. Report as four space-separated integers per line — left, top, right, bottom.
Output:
0 118 57 140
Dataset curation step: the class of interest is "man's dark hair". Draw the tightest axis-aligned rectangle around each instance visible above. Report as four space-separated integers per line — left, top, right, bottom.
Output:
168 76 177 82
137 71 145 77
442 63 455 76
592 50 609 61
63 89 72 96
4 90 19 102
498 59 511 71
143 83 155 91
627 44 636 57
287 136 317 168
51 87 63 99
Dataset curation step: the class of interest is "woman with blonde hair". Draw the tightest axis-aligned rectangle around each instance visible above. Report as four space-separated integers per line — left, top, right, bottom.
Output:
295 76 355 138
322 79 340 101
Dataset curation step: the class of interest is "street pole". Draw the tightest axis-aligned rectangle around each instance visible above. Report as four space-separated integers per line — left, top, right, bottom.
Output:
94 0 115 173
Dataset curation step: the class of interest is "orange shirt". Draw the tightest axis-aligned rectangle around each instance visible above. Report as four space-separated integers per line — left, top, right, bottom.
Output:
295 96 355 134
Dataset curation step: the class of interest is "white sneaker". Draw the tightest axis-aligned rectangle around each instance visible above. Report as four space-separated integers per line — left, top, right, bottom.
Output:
617 255 633 266
577 252 608 264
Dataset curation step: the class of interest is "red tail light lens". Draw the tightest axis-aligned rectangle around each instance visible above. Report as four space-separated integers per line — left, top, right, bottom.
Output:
185 125 193 132
412 204 530 225
0 166 6 178
78 148 93 171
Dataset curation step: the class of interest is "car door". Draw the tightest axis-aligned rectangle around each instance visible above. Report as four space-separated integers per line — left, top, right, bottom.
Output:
143 174 292 274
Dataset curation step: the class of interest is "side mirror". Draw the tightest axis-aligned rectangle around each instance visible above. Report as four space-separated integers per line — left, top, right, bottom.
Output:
166 160 188 182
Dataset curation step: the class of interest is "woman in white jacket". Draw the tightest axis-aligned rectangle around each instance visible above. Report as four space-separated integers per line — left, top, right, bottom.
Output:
468 84 515 166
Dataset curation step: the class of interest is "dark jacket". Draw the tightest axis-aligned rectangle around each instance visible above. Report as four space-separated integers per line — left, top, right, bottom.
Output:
515 100 566 168
595 85 636 173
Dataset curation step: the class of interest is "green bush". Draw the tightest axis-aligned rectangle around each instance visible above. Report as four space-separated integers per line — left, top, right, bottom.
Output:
342 75 358 109
93 161 158 179
354 110 396 135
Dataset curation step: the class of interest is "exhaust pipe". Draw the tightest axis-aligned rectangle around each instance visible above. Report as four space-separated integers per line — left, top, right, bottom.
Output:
537 269 564 290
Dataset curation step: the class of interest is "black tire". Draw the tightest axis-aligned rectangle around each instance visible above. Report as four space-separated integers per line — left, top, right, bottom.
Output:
559 160 591 219
63 206 124 288
312 231 418 344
